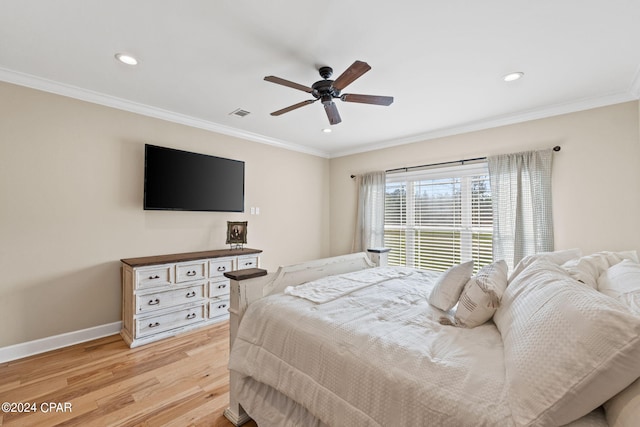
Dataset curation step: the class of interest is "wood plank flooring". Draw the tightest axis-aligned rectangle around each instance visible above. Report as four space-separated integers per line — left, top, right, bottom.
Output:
0 321 258 427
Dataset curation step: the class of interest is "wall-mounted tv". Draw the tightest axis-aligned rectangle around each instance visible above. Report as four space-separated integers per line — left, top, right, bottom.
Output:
144 144 244 212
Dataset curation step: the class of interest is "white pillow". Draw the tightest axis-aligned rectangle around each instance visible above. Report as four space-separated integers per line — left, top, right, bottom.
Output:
604 378 640 427
597 259 640 315
494 259 640 426
562 250 639 289
508 248 581 283
428 261 474 311
446 260 508 328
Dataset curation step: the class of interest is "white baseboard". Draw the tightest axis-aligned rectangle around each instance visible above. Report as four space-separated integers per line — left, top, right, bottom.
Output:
0 321 122 363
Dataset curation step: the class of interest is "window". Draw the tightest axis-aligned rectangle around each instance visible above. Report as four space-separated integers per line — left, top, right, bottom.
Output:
384 162 492 272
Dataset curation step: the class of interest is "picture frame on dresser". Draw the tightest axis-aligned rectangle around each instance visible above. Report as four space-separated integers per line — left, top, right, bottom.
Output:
226 221 248 249
120 248 261 348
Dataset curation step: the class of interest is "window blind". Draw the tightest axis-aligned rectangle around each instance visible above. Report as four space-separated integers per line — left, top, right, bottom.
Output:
384 162 492 272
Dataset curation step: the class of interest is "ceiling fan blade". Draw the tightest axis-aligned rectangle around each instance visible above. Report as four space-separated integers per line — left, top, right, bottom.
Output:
323 101 342 125
264 76 313 93
341 93 394 106
270 99 316 116
331 60 371 91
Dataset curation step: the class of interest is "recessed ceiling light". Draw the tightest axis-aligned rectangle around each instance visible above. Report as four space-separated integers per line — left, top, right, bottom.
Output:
322 128 332 133
115 53 138 66
503 71 524 82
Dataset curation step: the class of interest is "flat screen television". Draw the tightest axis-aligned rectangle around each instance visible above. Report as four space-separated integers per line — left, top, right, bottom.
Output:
144 144 244 212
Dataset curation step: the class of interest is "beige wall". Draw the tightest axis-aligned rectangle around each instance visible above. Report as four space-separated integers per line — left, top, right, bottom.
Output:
330 101 640 258
2 80 639 349
0 82 330 347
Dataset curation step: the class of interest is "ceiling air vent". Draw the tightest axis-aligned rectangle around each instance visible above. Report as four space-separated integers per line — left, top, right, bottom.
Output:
229 108 251 117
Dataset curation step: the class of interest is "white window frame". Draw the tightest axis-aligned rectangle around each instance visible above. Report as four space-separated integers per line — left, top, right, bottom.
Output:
384 162 492 271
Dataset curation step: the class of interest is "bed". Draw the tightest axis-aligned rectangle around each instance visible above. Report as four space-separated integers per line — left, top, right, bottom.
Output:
224 250 640 426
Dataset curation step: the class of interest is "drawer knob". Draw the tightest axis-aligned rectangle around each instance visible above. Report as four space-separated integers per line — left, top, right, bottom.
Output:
186 271 197 277
245 262 253 266
186 313 197 320
217 284 227 289
148 298 160 305
217 304 227 309
186 291 196 298
217 266 226 272
148 322 160 328
149 275 160 280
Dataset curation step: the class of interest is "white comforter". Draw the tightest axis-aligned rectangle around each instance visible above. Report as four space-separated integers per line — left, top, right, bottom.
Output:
229 267 514 426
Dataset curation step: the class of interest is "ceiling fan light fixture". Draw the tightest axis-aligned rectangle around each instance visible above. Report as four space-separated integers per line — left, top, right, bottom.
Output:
115 53 138 66
503 71 524 82
320 94 333 104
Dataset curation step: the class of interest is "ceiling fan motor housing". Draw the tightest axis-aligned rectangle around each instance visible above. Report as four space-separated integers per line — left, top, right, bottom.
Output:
312 66 341 103
312 80 340 102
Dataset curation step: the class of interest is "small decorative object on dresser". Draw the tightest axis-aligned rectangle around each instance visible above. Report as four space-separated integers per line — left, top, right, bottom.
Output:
226 221 248 249
120 248 261 348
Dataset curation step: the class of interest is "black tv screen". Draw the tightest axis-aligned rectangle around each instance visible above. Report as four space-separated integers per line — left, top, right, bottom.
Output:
144 144 244 212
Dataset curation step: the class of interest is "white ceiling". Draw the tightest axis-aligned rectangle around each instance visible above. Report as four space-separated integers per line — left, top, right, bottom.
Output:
1 1 639 158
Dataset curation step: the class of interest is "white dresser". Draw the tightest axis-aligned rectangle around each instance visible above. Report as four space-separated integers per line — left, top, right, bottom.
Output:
120 248 261 347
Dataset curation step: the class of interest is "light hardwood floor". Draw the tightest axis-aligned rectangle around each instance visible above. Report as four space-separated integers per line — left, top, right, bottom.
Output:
0 321 258 427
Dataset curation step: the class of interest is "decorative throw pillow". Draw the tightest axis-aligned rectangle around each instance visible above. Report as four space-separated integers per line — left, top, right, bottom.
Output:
562 250 639 289
597 259 640 315
508 248 581 284
427 261 474 311
443 260 508 328
494 259 640 426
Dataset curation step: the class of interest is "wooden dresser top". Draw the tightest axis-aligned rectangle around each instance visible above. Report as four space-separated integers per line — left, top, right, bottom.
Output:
121 248 262 267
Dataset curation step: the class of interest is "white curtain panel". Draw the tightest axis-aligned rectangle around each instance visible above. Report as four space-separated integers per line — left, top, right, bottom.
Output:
488 149 554 270
353 171 386 253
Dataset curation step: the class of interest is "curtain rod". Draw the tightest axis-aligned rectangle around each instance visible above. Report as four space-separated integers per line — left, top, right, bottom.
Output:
350 145 561 178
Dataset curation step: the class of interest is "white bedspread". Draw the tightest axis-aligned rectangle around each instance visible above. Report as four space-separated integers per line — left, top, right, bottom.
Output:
284 266 414 303
229 267 515 426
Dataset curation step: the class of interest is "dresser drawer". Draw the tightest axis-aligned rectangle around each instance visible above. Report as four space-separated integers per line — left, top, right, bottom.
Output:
209 279 230 298
209 259 234 277
237 255 259 270
137 283 206 313
176 261 207 283
209 298 230 319
135 265 173 289
137 304 206 338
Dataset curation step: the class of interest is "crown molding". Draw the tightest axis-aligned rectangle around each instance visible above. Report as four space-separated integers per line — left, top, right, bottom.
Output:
329 90 638 158
2 67 636 160
0 67 331 158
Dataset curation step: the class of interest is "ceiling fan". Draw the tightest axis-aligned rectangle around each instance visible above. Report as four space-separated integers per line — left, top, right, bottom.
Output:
264 60 394 125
